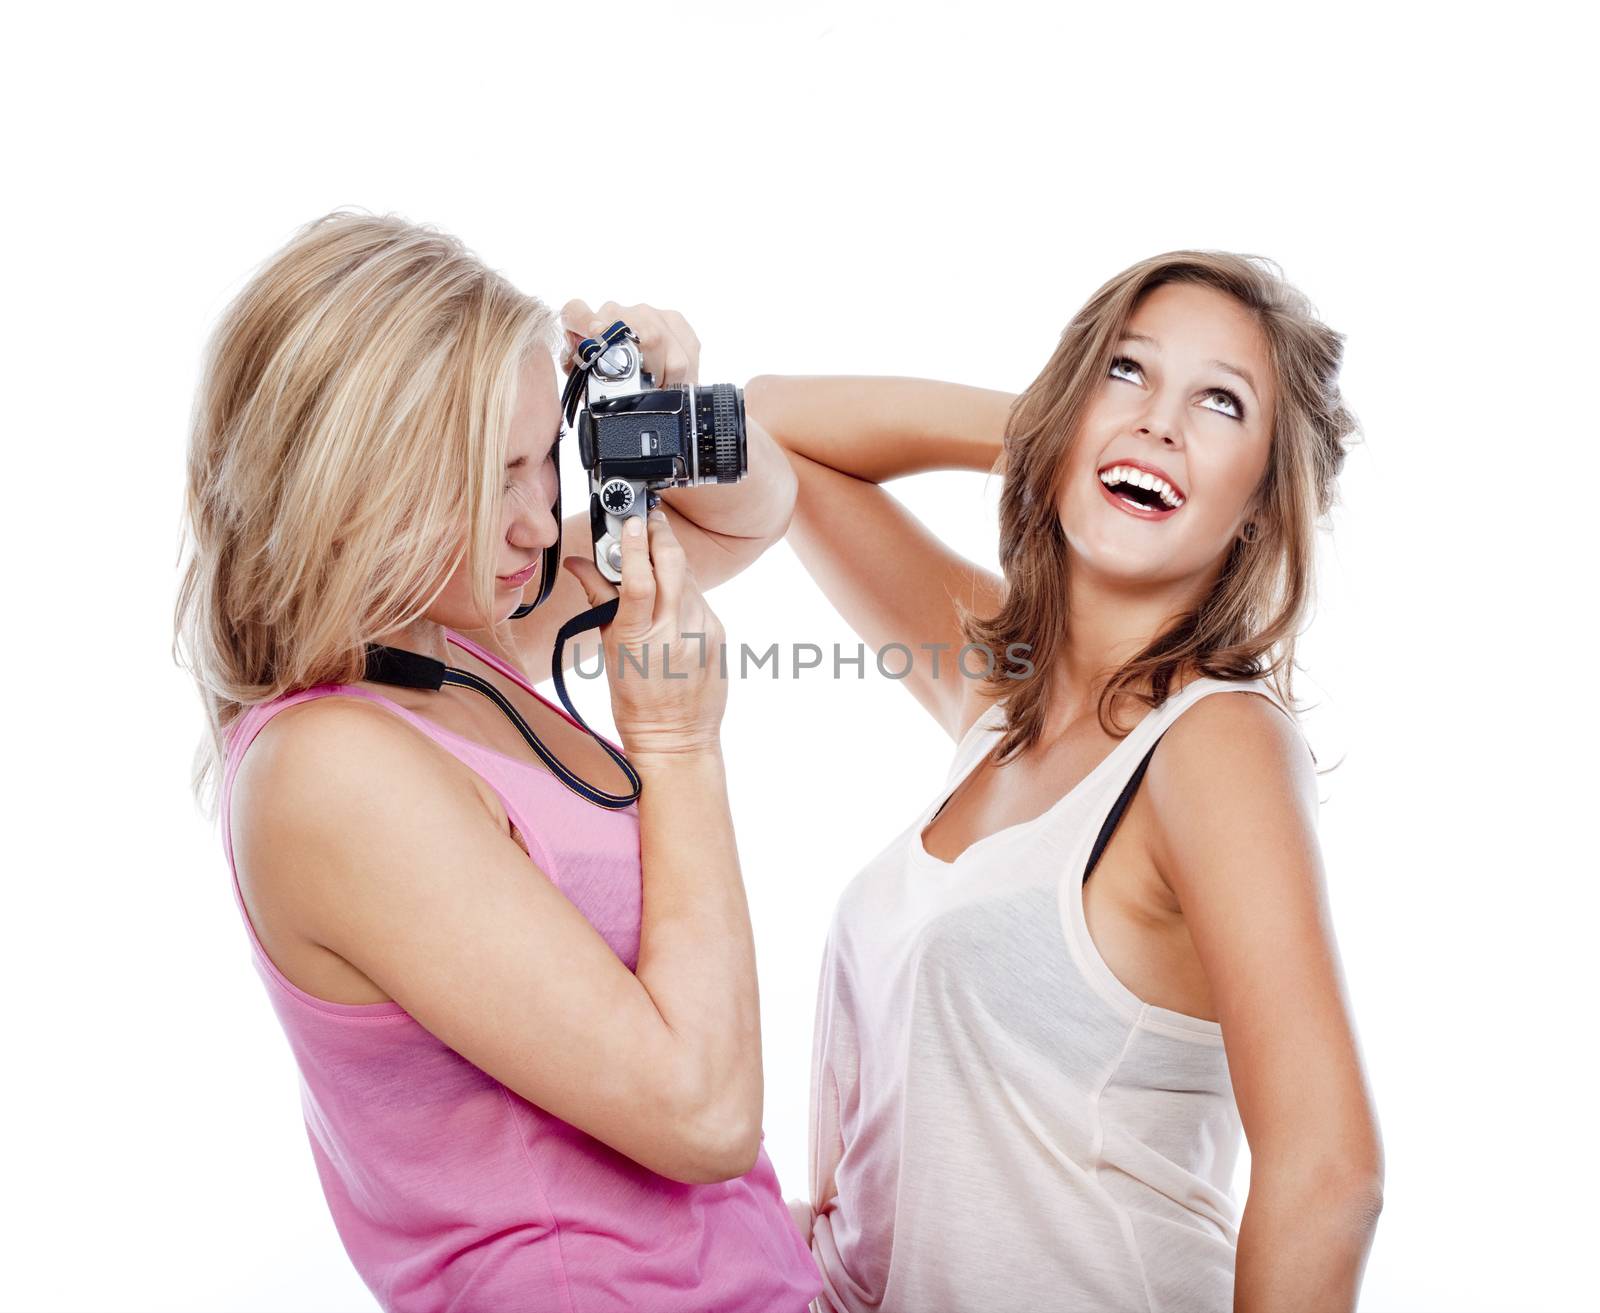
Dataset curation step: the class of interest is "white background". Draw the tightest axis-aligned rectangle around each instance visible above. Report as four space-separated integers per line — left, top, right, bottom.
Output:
5 4 1594 1310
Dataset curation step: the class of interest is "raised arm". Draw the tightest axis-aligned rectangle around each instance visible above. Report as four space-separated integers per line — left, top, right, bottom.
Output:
1147 692 1384 1310
745 375 1014 740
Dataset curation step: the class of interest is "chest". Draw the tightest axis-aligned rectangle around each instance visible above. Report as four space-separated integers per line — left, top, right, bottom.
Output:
918 719 1119 864
918 723 1217 1024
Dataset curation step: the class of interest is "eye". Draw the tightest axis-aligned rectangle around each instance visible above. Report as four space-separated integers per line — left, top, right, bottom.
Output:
1202 387 1246 422
1110 355 1246 422
1108 355 1143 384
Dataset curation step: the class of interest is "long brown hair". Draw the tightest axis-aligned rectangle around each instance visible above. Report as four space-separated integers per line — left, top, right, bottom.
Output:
959 250 1359 765
173 211 557 819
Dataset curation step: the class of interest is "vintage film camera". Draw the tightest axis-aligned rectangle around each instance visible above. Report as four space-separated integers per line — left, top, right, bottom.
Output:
572 323 748 583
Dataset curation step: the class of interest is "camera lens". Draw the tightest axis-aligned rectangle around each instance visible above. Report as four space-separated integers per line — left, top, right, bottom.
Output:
697 382 747 485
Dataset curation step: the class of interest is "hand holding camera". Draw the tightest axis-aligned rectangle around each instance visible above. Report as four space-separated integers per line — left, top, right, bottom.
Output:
561 509 728 761
560 300 700 385
555 301 748 585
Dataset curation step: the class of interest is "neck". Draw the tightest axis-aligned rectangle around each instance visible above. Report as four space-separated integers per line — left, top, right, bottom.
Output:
371 618 451 666
1046 557 1210 736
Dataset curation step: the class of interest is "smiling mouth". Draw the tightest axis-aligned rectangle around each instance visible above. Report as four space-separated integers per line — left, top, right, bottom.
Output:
1100 470 1190 514
1097 471 1184 519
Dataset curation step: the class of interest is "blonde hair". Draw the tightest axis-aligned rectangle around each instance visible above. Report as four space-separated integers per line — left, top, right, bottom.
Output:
173 210 558 818
960 250 1360 765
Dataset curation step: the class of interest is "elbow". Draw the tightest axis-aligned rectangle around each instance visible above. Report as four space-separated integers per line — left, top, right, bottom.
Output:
1337 1128 1386 1230
668 1103 763 1185
1252 1153 1385 1237
1347 1170 1385 1232
688 1117 763 1185
651 1069 763 1185
1320 1163 1384 1233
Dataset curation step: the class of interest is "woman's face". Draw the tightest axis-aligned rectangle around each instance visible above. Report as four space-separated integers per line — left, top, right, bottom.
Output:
1055 281 1276 591
428 350 564 629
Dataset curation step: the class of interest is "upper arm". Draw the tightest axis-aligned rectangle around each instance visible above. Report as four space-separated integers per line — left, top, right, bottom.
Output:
232 698 728 1182
1145 693 1382 1185
779 449 1005 741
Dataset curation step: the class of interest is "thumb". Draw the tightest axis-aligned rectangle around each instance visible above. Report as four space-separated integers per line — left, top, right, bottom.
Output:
562 554 615 607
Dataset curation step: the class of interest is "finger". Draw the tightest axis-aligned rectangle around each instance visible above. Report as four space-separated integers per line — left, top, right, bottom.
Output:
559 299 596 341
561 555 616 606
611 302 673 383
662 309 700 357
661 310 700 385
624 307 669 383
647 314 688 388
593 301 627 338
647 510 685 626
613 513 656 635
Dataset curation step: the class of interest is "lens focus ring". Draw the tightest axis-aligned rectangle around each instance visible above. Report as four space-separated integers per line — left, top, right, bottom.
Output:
710 383 742 483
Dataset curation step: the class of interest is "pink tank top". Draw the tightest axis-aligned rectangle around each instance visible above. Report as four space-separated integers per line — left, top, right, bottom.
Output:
219 629 819 1313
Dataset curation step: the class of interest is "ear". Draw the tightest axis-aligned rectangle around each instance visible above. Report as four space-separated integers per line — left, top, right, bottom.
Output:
1240 480 1271 528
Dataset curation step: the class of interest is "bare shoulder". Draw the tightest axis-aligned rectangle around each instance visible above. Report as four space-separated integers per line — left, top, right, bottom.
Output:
1146 685 1319 844
238 695 470 813
232 696 499 908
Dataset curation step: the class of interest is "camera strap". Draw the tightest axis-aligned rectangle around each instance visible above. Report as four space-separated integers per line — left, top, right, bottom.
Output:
362 321 645 810
361 606 641 809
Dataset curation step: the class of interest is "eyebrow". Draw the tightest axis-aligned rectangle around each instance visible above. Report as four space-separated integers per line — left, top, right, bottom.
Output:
1117 331 1260 402
506 428 560 469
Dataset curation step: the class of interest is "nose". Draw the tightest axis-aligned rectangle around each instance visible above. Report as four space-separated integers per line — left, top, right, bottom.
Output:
508 476 562 553
1134 396 1186 448
509 504 560 553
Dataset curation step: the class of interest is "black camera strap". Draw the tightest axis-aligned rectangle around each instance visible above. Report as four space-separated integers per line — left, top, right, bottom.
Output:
362 604 639 808
362 322 644 810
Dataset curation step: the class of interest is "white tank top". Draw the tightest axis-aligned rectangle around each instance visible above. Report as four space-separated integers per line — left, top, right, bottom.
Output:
807 675 1303 1313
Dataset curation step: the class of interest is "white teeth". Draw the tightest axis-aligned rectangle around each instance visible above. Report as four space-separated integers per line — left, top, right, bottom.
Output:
1098 464 1184 509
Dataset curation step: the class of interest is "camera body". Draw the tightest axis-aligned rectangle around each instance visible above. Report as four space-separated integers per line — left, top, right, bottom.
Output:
573 328 748 582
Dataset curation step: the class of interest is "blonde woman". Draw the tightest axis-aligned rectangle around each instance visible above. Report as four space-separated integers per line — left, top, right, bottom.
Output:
751 255 1384 1312
174 212 820 1312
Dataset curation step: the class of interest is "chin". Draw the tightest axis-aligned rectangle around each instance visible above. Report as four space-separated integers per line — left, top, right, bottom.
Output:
1067 522 1187 579
1088 554 1177 586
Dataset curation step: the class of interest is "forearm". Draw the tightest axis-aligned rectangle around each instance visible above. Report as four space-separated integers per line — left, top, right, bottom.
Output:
629 746 762 1163
656 415 796 541
745 374 1013 484
1234 1165 1383 1311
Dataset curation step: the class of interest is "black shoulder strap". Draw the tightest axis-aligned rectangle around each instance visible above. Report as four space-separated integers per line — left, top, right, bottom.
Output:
1083 730 1168 884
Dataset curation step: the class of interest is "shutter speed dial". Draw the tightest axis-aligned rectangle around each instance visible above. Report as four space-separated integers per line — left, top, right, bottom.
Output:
600 478 635 514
